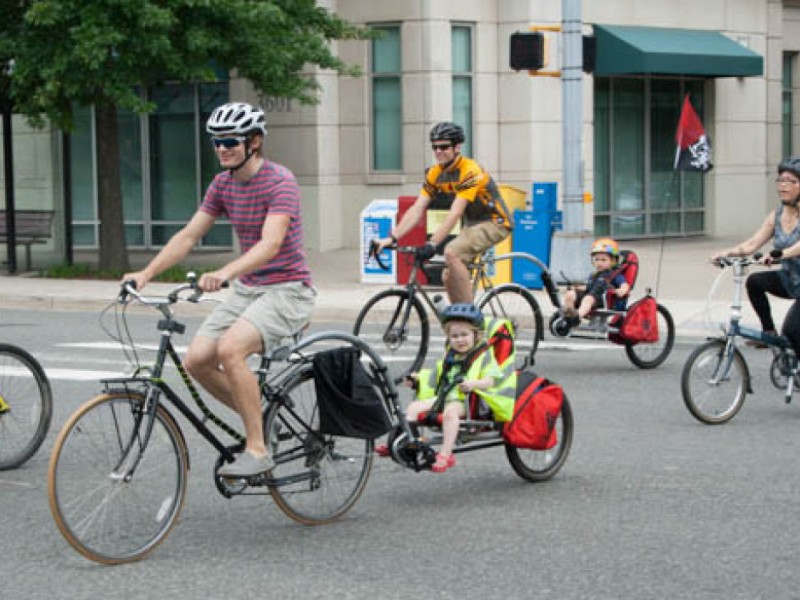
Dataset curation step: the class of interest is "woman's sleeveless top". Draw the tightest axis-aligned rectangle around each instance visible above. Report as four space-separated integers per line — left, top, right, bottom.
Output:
773 205 800 297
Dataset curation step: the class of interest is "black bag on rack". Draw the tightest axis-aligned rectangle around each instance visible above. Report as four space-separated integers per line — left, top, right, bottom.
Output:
312 347 392 439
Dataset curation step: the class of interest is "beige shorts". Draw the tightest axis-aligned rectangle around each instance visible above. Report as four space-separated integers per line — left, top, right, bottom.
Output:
446 221 511 265
196 280 316 348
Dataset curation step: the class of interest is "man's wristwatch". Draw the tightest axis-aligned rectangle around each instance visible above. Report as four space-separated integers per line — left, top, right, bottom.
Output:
390 234 398 245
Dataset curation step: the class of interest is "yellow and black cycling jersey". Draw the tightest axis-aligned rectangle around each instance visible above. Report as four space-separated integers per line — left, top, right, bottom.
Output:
420 155 512 229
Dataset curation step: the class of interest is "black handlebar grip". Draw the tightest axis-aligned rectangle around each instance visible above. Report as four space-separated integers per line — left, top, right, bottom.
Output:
369 239 390 272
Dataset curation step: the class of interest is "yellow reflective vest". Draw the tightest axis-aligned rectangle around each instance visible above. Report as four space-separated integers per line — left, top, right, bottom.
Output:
416 345 516 422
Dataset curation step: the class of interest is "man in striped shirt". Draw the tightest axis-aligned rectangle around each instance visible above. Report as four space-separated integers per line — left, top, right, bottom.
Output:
124 102 316 478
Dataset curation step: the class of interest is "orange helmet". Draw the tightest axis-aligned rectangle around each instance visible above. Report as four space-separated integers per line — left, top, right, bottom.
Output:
591 237 619 258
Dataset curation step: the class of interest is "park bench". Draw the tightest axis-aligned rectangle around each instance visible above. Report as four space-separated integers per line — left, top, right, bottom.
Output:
0 209 55 271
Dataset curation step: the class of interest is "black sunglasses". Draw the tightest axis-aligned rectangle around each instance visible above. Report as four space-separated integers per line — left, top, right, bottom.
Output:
211 136 247 149
431 143 453 151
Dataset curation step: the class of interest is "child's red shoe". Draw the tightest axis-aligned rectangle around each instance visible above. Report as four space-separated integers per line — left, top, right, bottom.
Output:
431 453 456 473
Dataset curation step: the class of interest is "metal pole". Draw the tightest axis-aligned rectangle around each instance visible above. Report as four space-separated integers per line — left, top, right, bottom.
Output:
562 0 582 233
550 0 592 280
2 105 16 274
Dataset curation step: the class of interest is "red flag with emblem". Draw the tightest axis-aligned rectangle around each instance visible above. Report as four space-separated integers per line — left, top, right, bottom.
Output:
674 94 713 172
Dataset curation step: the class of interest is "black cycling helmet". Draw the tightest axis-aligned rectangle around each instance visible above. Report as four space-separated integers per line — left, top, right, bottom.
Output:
429 121 465 145
778 156 800 179
441 303 484 328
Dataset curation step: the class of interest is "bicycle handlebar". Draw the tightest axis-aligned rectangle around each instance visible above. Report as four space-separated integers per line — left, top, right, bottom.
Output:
118 272 229 306
712 252 784 269
368 240 436 272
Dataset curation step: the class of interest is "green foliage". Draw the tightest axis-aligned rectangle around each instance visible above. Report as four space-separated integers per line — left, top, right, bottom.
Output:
6 0 369 129
42 263 211 283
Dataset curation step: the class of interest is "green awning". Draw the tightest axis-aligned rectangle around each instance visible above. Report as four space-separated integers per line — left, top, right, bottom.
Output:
592 24 763 77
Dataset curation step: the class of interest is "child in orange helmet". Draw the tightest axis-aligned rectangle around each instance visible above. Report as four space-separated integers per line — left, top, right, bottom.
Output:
561 237 631 326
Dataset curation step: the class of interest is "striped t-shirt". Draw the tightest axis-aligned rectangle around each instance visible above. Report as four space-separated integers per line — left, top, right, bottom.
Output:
200 160 312 288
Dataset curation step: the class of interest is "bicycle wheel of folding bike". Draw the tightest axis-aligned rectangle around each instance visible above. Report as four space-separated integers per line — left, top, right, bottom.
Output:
0 344 53 470
48 391 189 564
624 304 675 369
505 395 573 482
681 340 748 424
265 367 373 525
478 284 542 368
353 290 429 381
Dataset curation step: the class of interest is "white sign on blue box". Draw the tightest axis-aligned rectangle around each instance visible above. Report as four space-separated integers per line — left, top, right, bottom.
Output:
360 199 398 283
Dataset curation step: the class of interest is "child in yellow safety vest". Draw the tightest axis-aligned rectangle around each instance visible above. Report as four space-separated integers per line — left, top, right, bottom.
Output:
404 303 516 473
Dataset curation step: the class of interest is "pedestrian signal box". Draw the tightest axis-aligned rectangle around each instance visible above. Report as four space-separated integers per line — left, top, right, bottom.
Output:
510 31 546 71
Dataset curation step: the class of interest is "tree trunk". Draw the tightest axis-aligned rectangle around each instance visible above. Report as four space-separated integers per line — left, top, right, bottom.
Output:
94 103 129 272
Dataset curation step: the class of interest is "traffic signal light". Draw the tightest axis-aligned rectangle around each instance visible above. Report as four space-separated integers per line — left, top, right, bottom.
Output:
509 31 546 71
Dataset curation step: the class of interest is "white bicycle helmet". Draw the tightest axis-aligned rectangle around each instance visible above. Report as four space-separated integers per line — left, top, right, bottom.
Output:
206 102 267 137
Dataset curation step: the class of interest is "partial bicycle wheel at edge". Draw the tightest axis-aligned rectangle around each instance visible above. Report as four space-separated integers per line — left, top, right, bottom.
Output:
0 343 53 470
265 367 373 525
681 339 748 424
624 304 675 369
478 284 543 368
504 395 573 482
353 289 429 380
48 392 189 564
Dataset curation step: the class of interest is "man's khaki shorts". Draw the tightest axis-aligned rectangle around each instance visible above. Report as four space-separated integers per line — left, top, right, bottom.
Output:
446 221 511 265
196 280 316 348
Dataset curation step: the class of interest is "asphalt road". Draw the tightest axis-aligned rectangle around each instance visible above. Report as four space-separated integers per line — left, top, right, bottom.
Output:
2 307 800 599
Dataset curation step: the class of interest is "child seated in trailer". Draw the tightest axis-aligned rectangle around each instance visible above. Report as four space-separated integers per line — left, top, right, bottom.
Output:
377 303 516 473
561 237 631 328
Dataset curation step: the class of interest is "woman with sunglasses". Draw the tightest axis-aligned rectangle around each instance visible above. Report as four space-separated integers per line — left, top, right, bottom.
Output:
375 121 512 305
124 101 316 478
711 156 800 350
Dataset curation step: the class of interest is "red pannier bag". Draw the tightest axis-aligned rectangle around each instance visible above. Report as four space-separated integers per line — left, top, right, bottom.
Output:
503 370 563 450
618 296 658 344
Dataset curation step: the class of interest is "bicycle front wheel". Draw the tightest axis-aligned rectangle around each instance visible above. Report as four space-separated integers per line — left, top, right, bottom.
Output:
681 340 748 424
265 368 373 525
0 343 53 470
353 289 429 379
624 304 675 369
505 395 573 482
48 392 189 564
478 284 542 367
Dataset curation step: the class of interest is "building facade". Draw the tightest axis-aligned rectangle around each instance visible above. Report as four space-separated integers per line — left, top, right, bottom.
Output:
1 0 799 267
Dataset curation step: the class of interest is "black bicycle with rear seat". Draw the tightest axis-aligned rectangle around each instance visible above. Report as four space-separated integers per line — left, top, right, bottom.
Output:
48 276 374 565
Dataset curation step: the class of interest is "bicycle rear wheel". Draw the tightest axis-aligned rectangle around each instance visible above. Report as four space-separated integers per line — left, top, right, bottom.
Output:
48 392 189 564
265 368 373 525
0 343 53 470
505 396 573 482
624 304 675 369
478 284 542 368
353 289 429 380
681 339 748 424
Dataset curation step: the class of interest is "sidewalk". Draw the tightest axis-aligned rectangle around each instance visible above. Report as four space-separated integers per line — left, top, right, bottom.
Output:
0 236 791 338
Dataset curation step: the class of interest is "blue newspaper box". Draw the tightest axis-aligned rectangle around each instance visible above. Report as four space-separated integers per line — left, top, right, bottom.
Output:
532 182 557 213
512 209 559 289
360 199 397 283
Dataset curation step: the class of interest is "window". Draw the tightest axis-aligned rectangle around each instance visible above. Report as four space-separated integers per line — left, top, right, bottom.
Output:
594 77 705 238
783 52 795 159
452 25 473 156
70 80 230 249
371 25 402 171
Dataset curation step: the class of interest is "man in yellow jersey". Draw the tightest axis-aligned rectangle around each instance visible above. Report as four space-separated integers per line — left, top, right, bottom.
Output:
375 122 512 304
